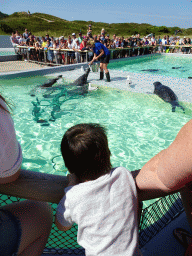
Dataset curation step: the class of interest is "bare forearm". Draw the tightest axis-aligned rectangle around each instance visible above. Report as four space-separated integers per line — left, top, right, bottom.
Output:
0 169 68 204
135 119 192 201
133 169 182 201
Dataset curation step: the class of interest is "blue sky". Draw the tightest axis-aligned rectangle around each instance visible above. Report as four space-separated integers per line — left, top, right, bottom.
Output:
1 0 192 28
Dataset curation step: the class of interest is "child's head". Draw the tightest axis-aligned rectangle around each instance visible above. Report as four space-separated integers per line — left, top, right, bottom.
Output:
61 123 112 182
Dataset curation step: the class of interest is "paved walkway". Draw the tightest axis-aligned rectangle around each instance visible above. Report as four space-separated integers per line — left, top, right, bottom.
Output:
0 61 48 72
0 61 45 72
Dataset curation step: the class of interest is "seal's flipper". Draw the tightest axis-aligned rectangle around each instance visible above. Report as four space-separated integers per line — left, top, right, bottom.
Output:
179 104 185 113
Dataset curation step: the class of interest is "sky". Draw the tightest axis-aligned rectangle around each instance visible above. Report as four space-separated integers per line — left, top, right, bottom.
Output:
1 0 192 28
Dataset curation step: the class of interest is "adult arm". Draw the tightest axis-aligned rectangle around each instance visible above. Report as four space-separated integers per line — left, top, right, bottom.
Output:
0 169 68 204
89 50 104 65
135 119 192 201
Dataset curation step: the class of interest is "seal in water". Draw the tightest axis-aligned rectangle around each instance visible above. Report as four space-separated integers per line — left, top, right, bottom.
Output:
30 75 63 96
172 67 182 69
41 67 91 98
153 81 185 113
142 69 159 72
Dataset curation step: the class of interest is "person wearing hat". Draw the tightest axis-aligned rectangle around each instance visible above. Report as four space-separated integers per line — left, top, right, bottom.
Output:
72 33 76 43
87 39 111 82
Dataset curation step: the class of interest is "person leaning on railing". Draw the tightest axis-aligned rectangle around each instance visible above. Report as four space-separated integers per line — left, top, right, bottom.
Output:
79 37 88 62
40 36 48 62
72 39 81 63
55 123 142 256
66 36 75 64
34 41 41 62
46 39 54 64
53 38 62 64
134 119 192 256
0 94 53 256
27 36 36 60
59 36 67 64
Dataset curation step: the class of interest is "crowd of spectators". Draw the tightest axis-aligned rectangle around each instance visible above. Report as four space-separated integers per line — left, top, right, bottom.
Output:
10 26 192 64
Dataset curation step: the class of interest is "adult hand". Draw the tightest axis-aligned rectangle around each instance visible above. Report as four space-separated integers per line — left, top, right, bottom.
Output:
89 56 97 65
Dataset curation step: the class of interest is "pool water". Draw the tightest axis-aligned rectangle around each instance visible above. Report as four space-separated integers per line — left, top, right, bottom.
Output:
109 55 192 79
0 49 16 56
1 75 192 208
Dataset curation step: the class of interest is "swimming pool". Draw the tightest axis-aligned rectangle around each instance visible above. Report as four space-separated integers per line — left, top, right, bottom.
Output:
109 55 192 79
0 48 16 56
1 73 191 208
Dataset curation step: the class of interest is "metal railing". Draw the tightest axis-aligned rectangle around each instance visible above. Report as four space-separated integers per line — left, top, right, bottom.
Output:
15 45 159 65
14 44 192 66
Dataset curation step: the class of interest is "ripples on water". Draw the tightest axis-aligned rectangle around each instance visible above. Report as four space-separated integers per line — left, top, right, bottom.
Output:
109 55 192 79
1 76 191 181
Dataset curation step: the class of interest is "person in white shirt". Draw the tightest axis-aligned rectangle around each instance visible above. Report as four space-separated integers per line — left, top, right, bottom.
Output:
67 36 75 64
72 38 81 63
55 123 141 256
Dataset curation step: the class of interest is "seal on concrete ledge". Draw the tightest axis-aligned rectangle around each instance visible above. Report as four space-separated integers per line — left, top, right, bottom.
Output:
153 81 185 113
40 75 63 88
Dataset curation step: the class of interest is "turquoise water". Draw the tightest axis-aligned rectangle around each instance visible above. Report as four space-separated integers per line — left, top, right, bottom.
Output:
0 50 16 56
109 55 192 79
1 75 192 207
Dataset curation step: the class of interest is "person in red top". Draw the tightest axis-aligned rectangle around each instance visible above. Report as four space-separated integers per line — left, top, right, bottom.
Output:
80 37 88 62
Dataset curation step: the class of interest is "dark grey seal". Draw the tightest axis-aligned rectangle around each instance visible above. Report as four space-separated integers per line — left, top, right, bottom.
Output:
30 68 90 97
40 75 63 88
30 75 63 96
71 67 91 86
153 81 185 113
142 69 159 72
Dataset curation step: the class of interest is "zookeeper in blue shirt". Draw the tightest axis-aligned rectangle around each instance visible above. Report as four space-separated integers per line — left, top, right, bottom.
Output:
87 39 111 82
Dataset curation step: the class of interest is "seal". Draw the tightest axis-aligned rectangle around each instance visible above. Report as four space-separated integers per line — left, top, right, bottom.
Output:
30 75 63 96
71 67 91 86
153 82 185 113
40 75 63 88
142 69 159 72
30 68 92 125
